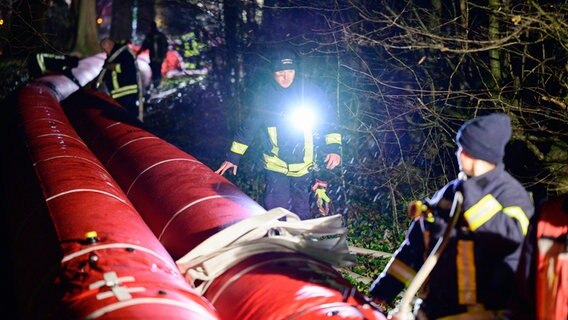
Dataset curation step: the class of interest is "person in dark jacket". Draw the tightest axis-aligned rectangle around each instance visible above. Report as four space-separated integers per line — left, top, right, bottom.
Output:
27 52 79 82
98 38 143 120
369 113 534 319
137 22 168 89
215 48 342 220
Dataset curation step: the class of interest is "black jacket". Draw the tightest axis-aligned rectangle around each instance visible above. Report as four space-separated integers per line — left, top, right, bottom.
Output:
369 164 534 318
140 29 168 62
101 44 139 100
227 77 342 177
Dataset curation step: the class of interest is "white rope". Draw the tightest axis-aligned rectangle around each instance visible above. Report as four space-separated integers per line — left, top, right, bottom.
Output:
176 207 356 295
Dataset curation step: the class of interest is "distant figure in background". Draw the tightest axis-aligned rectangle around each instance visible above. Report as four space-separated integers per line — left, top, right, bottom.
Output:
137 22 168 89
27 52 79 83
97 38 144 121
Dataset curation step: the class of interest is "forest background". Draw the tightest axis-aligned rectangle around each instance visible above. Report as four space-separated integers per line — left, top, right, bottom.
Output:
1 0 567 291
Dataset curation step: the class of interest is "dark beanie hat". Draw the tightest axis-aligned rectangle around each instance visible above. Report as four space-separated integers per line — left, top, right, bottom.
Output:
456 113 512 164
271 48 297 72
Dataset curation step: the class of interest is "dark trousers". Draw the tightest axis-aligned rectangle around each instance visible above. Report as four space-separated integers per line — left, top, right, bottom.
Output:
149 60 163 86
263 170 312 220
116 94 139 118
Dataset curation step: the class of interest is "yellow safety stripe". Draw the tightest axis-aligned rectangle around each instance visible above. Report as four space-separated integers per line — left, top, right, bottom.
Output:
262 126 314 177
264 162 288 174
325 133 342 145
264 153 287 168
111 71 120 91
230 141 248 155
36 54 46 73
111 84 138 99
457 240 477 305
110 64 125 95
464 194 502 231
303 128 314 164
267 127 279 156
263 154 312 177
502 206 529 235
385 258 416 287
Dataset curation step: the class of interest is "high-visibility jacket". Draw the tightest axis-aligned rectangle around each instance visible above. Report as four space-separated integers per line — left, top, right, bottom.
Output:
99 44 140 101
226 77 342 177
369 164 534 319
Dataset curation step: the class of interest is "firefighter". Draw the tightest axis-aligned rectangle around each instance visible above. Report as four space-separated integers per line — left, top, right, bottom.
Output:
180 31 204 70
137 22 168 89
369 113 535 319
215 47 342 220
97 38 143 120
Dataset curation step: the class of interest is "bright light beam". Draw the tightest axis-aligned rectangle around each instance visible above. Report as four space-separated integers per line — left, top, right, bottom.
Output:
289 105 316 131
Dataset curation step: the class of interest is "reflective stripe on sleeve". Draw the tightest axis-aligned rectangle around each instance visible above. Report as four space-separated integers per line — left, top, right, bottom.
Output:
36 54 47 73
464 194 502 231
457 239 477 305
267 127 279 156
230 141 248 155
385 258 416 287
325 133 342 145
502 206 529 235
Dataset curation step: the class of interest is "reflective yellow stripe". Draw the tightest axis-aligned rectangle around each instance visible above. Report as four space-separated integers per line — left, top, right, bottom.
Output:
262 126 313 177
264 154 287 168
457 240 477 305
502 206 529 235
265 163 289 174
111 84 138 99
263 154 312 177
36 54 46 73
287 162 311 177
303 128 314 165
230 141 248 155
267 127 279 156
111 71 120 91
325 133 342 145
112 84 138 94
464 194 502 231
386 258 416 287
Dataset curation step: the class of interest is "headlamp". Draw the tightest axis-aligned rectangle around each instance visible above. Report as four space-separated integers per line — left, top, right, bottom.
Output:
289 105 316 131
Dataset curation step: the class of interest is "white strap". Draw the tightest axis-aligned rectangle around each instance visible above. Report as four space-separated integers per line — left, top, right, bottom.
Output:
176 208 355 295
89 271 139 301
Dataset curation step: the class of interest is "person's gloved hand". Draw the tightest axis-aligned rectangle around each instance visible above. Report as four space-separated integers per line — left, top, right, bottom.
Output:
311 179 330 215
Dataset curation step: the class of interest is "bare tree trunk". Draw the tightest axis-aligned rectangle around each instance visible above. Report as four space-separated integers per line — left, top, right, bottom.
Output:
488 0 502 84
137 0 156 40
111 0 133 43
71 0 99 57
430 0 442 32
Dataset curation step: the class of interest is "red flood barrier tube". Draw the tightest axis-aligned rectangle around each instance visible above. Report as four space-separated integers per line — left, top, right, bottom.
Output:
13 83 220 319
62 89 386 320
62 88 267 260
